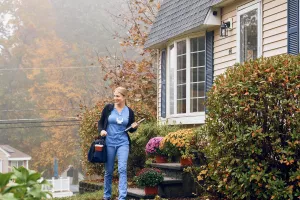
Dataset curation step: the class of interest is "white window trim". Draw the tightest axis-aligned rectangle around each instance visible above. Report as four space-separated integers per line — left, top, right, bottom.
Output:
8 157 31 161
166 33 206 124
8 160 26 171
236 1 262 63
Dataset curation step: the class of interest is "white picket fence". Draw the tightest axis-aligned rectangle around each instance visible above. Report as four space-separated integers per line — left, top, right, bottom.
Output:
42 177 73 198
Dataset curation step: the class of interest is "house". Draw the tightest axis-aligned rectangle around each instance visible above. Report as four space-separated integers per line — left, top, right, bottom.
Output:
145 0 298 125
0 145 31 173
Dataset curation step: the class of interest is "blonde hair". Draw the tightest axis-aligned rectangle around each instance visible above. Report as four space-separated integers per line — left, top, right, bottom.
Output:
114 87 127 97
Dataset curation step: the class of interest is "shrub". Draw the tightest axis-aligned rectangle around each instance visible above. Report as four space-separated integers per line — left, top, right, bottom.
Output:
134 168 164 187
127 121 179 177
0 167 51 200
202 55 300 199
79 102 109 176
159 129 196 159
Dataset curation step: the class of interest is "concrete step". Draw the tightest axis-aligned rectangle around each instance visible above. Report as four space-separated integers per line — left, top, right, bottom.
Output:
127 188 156 200
162 176 182 184
150 163 183 170
128 163 196 198
150 163 197 198
127 177 185 199
150 163 183 179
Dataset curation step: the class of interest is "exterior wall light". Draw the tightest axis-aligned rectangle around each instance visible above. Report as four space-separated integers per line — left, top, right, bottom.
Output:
220 21 231 37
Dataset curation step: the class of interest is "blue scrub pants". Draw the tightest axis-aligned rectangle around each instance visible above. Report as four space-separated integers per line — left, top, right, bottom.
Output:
103 145 129 200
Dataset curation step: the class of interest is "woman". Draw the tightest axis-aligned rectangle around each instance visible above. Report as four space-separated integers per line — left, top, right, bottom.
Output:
98 87 139 200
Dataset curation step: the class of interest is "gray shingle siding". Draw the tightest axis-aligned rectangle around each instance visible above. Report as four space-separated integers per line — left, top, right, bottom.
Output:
145 0 219 49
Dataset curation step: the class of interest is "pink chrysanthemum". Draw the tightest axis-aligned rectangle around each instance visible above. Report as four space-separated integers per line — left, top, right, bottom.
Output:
145 137 163 155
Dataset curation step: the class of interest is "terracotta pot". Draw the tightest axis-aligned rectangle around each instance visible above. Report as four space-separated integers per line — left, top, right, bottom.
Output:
155 155 168 163
144 186 158 195
180 157 193 166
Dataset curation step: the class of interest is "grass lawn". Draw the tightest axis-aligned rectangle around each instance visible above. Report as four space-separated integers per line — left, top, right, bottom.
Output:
54 190 103 200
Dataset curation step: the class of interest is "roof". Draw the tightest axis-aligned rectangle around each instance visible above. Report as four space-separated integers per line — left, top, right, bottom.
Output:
0 145 31 160
145 0 223 49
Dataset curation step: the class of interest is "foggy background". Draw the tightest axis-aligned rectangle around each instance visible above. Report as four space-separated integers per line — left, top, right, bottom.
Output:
0 0 140 178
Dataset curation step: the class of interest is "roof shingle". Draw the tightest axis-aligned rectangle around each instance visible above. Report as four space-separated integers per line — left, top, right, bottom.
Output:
145 0 220 48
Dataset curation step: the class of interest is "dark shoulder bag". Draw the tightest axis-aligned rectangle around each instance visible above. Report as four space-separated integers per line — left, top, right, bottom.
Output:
88 137 107 163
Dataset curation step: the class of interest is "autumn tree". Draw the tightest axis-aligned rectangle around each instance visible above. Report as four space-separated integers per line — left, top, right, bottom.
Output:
97 0 162 120
78 0 161 176
0 0 111 177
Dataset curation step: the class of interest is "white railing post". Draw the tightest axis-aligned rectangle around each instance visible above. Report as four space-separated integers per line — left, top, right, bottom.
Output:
60 177 63 192
52 177 55 193
67 177 70 191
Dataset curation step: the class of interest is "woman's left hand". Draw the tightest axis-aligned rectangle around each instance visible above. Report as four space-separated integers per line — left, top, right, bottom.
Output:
131 122 139 129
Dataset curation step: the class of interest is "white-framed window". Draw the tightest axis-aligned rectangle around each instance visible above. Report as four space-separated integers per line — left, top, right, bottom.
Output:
8 160 24 171
167 35 206 117
237 1 262 63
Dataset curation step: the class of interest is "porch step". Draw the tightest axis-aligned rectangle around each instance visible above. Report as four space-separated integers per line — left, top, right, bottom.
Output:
150 163 183 170
162 176 182 184
127 163 197 199
127 188 156 200
150 163 183 179
152 162 196 198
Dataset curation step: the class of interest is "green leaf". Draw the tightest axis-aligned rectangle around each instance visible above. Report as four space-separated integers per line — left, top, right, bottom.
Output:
0 173 13 190
0 193 18 200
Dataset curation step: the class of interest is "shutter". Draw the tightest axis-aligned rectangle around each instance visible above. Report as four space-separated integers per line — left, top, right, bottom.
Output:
288 0 299 55
205 31 214 113
161 49 167 118
206 31 214 95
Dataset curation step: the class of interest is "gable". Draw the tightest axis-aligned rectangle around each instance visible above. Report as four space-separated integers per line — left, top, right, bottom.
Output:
0 145 31 160
0 147 10 158
145 0 221 49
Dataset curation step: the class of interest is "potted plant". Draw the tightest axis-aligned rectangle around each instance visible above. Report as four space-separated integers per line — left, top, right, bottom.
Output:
145 137 168 163
134 168 164 195
159 129 196 166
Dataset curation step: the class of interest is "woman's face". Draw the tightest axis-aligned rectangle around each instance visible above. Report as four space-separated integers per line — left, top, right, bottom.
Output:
114 91 125 105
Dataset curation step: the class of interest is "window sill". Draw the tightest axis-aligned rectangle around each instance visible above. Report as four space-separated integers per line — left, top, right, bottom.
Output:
160 113 206 125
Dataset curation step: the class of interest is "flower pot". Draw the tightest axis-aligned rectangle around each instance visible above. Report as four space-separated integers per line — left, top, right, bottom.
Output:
180 157 193 166
155 155 168 163
144 186 158 195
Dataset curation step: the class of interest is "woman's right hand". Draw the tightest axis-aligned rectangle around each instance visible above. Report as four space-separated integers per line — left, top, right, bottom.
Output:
100 130 107 137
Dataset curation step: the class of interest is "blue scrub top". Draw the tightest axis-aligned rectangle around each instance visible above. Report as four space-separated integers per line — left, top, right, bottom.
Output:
106 106 130 147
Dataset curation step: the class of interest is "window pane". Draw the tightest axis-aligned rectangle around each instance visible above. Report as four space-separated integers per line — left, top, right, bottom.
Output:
190 38 198 52
191 53 197 67
191 68 197 82
198 82 205 97
177 40 186 55
177 85 186 99
198 67 205 82
177 55 186 70
169 44 176 115
18 161 24 167
198 98 205 112
198 52 205 66
190 98 198 112
198 36 205 51
190 83 197 98
240 9 258 62
177 70 186 84
177 99 186 113
10 161 17 168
